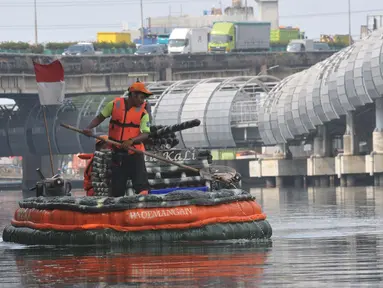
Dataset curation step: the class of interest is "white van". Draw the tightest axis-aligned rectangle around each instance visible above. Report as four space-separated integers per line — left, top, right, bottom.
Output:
168 28 209 54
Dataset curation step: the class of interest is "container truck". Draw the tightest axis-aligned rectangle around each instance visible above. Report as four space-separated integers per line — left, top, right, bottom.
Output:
270 27 301 44
208 21 271 53
168 28 209 54
97 32 131 43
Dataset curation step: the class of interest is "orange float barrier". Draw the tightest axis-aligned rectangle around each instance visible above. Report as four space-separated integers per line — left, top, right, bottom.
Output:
12 201 265 232
3 189 272 245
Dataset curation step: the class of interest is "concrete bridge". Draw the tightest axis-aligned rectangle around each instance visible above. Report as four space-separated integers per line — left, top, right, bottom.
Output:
0 51 334 99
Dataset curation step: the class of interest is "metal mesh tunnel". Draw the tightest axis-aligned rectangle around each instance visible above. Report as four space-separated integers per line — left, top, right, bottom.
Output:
257 27 383 145
153 76 280 149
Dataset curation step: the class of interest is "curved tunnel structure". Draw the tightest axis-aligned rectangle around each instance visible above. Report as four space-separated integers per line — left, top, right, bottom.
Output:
0 77 278 156
153 75 279 149
257 28 383 145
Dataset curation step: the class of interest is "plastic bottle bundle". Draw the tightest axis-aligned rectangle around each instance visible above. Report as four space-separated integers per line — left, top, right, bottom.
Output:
144 125 179 151
127 148 213 195
90 148 214 196
91 150 113 196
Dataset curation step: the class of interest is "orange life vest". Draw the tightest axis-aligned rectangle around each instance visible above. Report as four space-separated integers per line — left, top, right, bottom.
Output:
108 98 148 153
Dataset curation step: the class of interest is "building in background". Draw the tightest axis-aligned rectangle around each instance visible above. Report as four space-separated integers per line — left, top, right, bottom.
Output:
147 0 262 31
254 0 279 29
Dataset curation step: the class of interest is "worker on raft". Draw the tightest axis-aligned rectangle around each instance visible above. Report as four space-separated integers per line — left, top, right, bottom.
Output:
77 135 109 196
83 81 152 197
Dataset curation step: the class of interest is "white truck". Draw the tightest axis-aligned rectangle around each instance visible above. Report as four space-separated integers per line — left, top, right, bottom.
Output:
286 39 314 52
286 39 332 52
168 28 209 54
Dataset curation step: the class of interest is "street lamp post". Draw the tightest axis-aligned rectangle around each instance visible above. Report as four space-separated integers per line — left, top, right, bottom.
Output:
34 0 38 44
140 0 144 45
257 65 279 76
348 0 352 45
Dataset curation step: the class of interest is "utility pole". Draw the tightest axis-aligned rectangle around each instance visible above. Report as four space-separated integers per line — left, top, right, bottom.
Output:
245 0 248 20
348 0 352 45
34 0 38 45
140 0 144 45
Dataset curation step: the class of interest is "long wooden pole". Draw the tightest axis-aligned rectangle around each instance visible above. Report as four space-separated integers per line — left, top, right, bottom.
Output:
43 106 55 176
60 123 200 173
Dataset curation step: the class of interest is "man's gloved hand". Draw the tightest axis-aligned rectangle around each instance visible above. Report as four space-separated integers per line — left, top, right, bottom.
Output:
121 139 134 150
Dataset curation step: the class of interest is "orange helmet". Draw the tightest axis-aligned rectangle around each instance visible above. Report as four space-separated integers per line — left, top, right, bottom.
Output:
128 81 153 96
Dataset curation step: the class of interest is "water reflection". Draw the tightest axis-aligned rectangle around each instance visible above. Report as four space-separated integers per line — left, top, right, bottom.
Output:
3 242 271 287
1 187 383 287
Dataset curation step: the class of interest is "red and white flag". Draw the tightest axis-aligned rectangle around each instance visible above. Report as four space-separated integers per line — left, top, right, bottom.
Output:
33 60 65 106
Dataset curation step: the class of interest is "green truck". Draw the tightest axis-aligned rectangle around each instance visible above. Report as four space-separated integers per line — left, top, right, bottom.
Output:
208 21 271 53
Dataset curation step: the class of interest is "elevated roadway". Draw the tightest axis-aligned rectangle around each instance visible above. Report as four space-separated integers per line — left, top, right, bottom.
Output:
0 51 334 99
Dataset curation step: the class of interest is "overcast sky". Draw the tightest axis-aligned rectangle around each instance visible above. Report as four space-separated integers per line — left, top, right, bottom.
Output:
0 0 382 43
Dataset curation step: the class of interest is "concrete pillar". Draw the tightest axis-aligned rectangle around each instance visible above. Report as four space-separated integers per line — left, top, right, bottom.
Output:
313 126 323 156
165 67 172 81
313 135 323 156
294 176 303 188
275 176 284 188
254 146 262 154
346 175 356 187
259 64 267 75
374 175 380 186
320 176 329 187
244 128 248 141
313 125 331 157
329 175 335 187
22 155 59 192
373 98 383 152
273 143 286 157
343 111 359 155
340 175 347 187
376 174 383 186
265 177 275 188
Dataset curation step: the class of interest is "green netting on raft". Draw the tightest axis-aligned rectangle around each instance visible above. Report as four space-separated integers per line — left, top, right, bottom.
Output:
2 220 272 245
18 189 254 213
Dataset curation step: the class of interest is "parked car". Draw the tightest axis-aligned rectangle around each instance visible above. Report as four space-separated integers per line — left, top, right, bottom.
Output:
157 44 168 54
134 44 165 55
62 42 95 56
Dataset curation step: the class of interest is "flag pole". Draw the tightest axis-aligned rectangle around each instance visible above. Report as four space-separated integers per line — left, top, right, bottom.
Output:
42 105 55 176
33 59 65 177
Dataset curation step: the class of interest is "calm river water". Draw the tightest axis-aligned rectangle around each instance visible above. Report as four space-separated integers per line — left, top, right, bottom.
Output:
0 186 383 287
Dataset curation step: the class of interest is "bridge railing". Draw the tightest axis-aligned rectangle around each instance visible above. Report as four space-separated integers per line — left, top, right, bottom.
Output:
231 99 259 126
